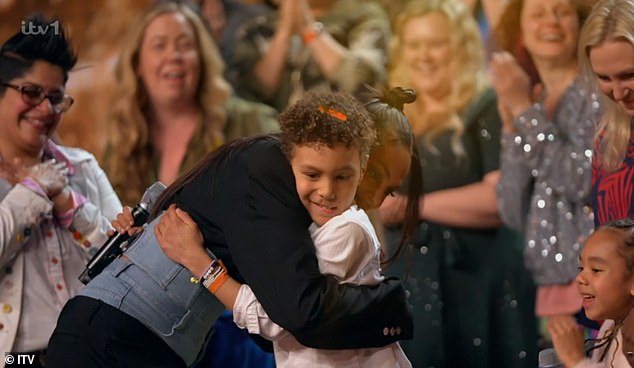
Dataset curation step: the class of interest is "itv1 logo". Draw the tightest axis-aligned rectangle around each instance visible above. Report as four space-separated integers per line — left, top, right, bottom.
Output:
21 19 60 36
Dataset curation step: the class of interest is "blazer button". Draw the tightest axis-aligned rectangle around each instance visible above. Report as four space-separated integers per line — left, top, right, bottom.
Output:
390 327 396 336
2 304 12 313
383 327 389 336
396 326 402 335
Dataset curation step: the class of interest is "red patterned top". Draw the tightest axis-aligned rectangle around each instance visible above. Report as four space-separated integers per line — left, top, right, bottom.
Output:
592 125 634 226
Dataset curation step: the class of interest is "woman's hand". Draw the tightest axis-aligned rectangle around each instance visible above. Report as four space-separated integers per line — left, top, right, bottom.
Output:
155 204 211 277
490 51 533 119
547 315 586 368
19 159 69 198
277 0 300 35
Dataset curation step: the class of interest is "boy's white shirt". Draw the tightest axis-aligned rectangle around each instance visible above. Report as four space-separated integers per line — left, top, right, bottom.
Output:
232 205 411 367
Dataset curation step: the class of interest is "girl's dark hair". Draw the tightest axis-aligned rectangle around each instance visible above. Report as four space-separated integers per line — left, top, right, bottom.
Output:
601 218 634 272
0 14 77 93
365 86 422 266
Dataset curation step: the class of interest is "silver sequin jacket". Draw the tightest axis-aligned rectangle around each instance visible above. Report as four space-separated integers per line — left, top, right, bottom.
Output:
497 77 600 286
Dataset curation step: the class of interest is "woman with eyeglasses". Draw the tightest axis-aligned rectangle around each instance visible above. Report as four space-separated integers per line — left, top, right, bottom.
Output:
0 14 122 366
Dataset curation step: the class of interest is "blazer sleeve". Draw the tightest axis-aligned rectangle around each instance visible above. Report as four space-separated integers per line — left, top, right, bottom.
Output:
214 140 413 349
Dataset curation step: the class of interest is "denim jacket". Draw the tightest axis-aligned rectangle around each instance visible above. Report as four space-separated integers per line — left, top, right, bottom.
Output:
79 215 225 366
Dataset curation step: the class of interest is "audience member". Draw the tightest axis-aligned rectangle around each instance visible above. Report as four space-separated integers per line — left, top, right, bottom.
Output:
230 0 391 112
491 0 597 347
99 2 279 366
577 0 634 364
193 0 274 86
548 218 634 368
380 0 537 366
102 1 278 206
0 14 122 366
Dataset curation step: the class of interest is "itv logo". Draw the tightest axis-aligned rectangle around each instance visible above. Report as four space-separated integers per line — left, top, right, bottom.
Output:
21 19 60 36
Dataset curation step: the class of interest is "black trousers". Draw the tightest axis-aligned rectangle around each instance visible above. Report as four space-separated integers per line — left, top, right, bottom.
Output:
46 296 186 368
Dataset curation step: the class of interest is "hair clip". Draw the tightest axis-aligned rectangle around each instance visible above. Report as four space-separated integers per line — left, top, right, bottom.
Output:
318 105 347 122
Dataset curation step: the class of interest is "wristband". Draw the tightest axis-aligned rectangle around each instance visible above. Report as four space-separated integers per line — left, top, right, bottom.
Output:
208 270 229 294
302 22 324 45
198 258 229 293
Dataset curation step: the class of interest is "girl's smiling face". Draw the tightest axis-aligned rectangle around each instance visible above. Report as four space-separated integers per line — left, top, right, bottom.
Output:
576 228 634 321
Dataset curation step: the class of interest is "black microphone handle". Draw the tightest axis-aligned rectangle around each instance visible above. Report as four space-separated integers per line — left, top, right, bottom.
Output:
78 205 149 284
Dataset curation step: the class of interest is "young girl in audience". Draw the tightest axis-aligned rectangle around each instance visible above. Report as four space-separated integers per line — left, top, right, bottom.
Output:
156 88 415 367
548 218 634 368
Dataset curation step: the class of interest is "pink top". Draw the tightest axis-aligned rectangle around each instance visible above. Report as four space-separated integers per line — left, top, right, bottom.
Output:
536 282 583 317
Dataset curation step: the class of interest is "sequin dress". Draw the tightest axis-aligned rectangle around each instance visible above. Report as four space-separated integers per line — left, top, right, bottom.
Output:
385 89 538 368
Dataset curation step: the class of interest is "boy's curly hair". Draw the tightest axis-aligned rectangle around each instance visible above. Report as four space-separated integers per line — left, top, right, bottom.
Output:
279 90 376 167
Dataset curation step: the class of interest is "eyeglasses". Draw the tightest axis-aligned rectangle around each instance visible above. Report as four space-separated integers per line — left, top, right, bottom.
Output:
2 82 74 113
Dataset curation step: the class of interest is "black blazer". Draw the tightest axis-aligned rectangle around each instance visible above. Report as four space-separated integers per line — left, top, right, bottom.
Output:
172 136 412 349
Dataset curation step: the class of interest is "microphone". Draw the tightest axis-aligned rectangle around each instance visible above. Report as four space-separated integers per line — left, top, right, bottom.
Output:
79 181 166 284
538 348 563 368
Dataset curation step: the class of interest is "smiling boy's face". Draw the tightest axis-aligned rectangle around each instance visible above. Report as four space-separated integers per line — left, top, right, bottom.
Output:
290 143 362 226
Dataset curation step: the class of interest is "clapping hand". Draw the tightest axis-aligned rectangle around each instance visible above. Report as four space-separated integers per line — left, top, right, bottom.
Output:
19 159 69 198
490 51 533 126
547 315 586 368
